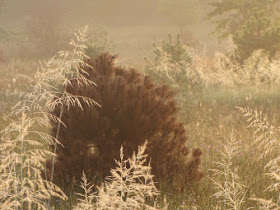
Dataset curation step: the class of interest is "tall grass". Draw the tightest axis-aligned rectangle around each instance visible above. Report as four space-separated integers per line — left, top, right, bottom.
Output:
0 25 98 209
144 35 280 209
74 142 163 210
0 25 166 209
209 131 248 209
146 38 280 89
238 107 280 209
2 24 280 209
0 113 67 209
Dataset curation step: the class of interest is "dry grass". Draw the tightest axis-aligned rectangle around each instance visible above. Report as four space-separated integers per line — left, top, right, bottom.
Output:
0 25 97 209
146 47 280 89
2 24 280 209
209 131 248 209
0 113 67 210
238 107 280 209
0 25 166 209
74 142 163 210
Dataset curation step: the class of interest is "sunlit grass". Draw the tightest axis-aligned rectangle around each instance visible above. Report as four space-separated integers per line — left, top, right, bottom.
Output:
2 24 280 209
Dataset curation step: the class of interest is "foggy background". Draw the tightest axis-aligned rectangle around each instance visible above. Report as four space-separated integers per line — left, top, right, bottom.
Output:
0 0 225 68
2 0 199 26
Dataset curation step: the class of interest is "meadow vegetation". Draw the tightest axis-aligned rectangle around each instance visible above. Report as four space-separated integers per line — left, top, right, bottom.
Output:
2 4 280 209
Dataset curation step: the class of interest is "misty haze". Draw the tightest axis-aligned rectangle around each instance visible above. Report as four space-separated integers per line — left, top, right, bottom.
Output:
1 0 280 209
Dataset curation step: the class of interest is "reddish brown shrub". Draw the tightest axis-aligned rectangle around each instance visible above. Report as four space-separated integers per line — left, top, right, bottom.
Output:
45 53 203 189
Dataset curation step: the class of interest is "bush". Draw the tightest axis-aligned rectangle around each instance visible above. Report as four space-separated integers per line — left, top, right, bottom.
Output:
144 34 206 124
144 34 202 93
46 53 203 190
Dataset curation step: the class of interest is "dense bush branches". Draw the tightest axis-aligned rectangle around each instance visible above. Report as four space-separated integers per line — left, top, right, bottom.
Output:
46 53 203 189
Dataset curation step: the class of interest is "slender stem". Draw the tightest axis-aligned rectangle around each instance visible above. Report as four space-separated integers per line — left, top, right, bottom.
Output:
48 103 64 208
50 104 64 182
47 31 86 208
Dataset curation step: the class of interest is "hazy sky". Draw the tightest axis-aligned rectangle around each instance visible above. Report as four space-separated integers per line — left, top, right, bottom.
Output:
1 0 165 30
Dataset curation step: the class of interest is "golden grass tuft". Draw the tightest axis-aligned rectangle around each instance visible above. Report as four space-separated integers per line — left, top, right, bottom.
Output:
74 142 164 210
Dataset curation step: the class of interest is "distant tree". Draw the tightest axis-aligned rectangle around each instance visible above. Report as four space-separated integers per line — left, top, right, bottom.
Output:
207 0 280 40
207 0 280 62
157 0 201 33
233 9 280 62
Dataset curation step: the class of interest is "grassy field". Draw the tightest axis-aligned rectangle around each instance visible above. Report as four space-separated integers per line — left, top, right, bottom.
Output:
1 24 280 209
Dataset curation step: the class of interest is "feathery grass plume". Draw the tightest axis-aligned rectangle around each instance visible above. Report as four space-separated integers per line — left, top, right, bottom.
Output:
10 25 98 187
41 25 99 189
209 131 248 210
8 25 98 125
238 107 280 207
74 142 163 210
73 171 95 210
0 113 67 209
10 24 98 184
237 107 279 162
0 25 99 209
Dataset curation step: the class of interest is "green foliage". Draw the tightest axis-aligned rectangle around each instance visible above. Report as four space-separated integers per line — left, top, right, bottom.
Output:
233 10 280 62
207 0 280 62
144 34 203 100
157 0 201 30
145 34 193 86
207 0 280 40
144 34 205 125
148 33 192 69
155 34 192 63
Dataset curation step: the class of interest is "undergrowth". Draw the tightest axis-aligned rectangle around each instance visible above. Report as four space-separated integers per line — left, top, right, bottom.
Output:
74 142 163 210
0 25 165 209
1 24 280 209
